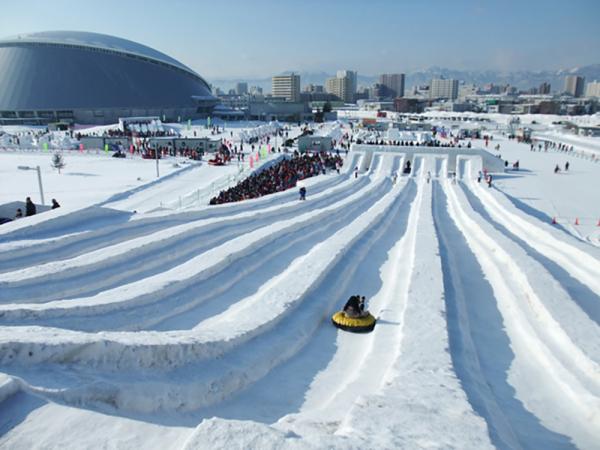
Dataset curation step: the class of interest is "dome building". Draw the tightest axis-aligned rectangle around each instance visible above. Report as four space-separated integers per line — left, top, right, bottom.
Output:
0 31 216 125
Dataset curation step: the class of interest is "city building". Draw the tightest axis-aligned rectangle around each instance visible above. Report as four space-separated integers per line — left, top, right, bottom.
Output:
235 82 248 95
326 70 357 103
564 75 585 97
538 101 561 114
298 136 333 153
430 78 459 100
300 91 337 103
539 82 551 95
367 84 386 100
585 80 600 98
394 98 425 113
304 84 324 93
271 73 301 102
0 31 216 125
458 84 478 99
378 73 405 98
217 95 250 110
250 86 263 95
248 100 312 122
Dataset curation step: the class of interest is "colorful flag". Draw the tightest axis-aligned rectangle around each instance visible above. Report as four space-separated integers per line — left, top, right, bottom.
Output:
79 143 84 152
43 142 48 152
104 144 109 153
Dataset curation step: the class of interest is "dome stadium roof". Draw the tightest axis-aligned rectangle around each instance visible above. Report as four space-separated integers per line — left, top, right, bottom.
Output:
0 31 202 83
0 31 216 124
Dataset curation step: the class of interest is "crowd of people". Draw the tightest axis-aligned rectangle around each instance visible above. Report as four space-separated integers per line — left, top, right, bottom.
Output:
209 152 343 205
356 139 472 149
531 140 574 153
75 126 176 140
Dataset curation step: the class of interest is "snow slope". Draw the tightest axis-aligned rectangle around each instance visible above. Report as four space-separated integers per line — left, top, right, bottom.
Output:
0 125 599 449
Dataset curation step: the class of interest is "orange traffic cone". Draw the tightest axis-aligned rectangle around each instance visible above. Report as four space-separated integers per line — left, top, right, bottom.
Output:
552 217 557 225
575 217 580 225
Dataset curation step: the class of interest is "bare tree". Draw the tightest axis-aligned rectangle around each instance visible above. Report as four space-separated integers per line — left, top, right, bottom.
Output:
51 151 66 174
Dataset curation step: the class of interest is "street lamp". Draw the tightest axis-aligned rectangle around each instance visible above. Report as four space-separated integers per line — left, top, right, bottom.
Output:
17 165 45 205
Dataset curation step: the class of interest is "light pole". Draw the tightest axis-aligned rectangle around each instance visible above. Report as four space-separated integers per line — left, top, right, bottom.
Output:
17 165 45 205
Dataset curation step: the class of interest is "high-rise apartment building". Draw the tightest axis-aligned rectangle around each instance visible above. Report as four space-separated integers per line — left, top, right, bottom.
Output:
235 82 248 95
538 82 551 95
564 75 585 97
430 78 459 100
272 73 301 102
326 70 357 103
585 80 600 98
378 73 405 98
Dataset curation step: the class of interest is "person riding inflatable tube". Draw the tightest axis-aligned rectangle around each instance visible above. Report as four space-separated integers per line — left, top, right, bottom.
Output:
331 295 376 333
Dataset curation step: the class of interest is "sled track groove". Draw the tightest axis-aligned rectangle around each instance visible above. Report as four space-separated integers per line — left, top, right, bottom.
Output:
437 178 600 449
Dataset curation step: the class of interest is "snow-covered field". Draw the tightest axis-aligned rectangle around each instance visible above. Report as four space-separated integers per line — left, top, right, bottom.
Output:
0 120 599 449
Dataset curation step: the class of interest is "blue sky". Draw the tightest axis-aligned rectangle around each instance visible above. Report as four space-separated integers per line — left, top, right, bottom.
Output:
1 0 598 79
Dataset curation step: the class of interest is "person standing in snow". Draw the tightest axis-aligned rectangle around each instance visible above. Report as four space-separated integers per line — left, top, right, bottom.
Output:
354 167 358 178
565 161 570 171
51 199 60 209
487 174 493 188
427 171 431 184
25 197 36 216
299 186 306 201
477 170 482 183
554 164 560 174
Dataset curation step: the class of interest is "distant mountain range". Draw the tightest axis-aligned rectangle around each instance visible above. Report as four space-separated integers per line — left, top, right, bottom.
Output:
209 64 600 94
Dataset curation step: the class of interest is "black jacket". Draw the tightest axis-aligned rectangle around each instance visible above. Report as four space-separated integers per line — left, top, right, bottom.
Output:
343 295 361 312
25 200 36 216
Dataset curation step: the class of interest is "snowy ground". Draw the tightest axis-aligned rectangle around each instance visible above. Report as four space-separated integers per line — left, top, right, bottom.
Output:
0 120 599 449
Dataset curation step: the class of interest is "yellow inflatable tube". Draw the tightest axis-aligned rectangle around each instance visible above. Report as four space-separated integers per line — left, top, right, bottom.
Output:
331 311 376 333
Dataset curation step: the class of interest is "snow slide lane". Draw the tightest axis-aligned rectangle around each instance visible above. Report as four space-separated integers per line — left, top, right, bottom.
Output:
439 178 600 449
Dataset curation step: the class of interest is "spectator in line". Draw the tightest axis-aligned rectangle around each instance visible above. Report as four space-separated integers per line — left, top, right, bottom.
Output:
51 199 61 209
25 197 36 216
